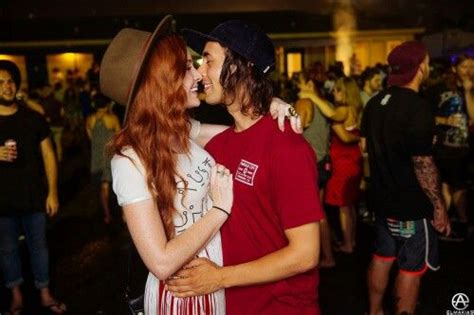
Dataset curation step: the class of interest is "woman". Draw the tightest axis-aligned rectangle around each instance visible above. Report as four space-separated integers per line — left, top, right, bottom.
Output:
300 77 363 253
100 16 299 315
85 93 121 224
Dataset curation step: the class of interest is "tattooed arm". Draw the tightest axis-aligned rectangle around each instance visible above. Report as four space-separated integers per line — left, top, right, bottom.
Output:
412 156 451 235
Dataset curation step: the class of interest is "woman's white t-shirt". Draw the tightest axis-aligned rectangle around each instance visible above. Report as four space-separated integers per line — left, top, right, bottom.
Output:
111 120 225 314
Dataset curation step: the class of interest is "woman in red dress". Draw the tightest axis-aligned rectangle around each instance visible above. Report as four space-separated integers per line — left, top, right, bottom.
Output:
300 77 363 253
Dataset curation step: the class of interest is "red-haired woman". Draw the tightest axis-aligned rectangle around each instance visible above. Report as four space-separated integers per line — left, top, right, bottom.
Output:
300 77 363 254
103 30 232 313
101 17 300 315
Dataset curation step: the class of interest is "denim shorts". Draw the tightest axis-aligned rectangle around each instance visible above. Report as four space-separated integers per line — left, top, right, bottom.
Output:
373 217 440 275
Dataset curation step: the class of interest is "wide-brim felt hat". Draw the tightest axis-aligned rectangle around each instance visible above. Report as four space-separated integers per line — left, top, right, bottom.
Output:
100 15 173 118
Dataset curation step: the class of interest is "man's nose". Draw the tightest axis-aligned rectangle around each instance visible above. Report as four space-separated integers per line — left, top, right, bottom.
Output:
197 64 206 77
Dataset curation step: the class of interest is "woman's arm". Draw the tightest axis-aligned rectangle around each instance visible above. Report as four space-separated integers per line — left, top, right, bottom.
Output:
123 164 233 280
85 116 94 140
194 98 303 147
294 98 314 129
195 124 229 147
332 124 360 143
299 91 347 122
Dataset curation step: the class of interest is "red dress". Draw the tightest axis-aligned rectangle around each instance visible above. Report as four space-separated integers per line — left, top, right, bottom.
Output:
324 128 362 207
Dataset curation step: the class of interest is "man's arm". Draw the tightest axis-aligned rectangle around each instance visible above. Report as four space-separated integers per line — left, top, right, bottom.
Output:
463 79 474 126
411 155 450 235
40 137 59 216
166 222 320 297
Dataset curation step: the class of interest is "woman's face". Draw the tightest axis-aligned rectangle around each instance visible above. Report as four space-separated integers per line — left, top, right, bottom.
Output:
333 85 345 104
455 59 471 82
183 51 202 108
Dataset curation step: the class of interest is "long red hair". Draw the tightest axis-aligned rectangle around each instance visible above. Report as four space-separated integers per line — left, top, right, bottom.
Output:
111 34 190 238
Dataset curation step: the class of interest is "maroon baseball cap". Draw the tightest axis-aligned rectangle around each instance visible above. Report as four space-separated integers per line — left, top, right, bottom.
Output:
387 41 428 87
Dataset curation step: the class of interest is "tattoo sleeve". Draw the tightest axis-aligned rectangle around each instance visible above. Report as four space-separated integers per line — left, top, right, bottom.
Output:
412 156 445 211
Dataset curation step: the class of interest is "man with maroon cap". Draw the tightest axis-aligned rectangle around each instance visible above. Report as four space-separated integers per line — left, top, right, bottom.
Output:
360 41 450 315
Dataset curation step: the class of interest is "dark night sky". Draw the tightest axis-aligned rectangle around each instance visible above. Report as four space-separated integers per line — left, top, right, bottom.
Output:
1 0 473 42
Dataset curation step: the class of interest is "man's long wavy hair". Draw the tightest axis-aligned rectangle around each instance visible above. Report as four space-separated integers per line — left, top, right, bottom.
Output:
219 48 274 118
111 34 190 239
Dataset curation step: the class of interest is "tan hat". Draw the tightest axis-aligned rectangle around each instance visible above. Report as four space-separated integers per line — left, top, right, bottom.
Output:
100 15 173 117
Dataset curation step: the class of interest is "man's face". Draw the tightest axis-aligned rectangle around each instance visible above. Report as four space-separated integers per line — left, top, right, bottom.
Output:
368 74 382 93
0 70 17 106
420 55 430 82
198 41 226 105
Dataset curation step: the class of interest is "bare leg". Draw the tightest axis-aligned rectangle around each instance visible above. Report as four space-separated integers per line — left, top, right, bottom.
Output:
452 188 468 223
368 258 393 315
40 287 67 313
441 183 452 211
394 272 421 315
350 205 357 248
100 181 112 224
320 218 336 267
9 286 23 314
339 206 355 253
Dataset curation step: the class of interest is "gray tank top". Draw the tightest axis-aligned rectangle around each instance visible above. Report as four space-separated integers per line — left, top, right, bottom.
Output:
90 117 115 176
303 102 330 162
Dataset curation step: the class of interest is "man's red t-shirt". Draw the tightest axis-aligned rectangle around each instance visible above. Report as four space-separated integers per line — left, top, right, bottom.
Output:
205 114 324 315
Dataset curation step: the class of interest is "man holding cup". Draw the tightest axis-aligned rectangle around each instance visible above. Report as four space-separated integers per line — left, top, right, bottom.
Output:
0 60 65 314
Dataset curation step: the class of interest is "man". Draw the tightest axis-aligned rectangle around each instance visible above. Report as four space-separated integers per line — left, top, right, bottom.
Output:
426 54 473 241
294 75 335 268
360 67 382 107
40 84 65 163
0 60 66 314
167 20 324 314
360 42 450 315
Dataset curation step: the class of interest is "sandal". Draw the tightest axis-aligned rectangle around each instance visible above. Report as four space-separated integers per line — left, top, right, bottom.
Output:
43 301 67 314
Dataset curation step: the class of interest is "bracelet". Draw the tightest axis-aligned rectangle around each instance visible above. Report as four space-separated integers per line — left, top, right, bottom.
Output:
213 206 230 217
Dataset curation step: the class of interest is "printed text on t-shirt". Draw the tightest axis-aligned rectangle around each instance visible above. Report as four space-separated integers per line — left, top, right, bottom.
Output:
235 159 259 186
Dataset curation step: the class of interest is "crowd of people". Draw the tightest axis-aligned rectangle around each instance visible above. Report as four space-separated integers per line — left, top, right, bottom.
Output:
0 13 473 315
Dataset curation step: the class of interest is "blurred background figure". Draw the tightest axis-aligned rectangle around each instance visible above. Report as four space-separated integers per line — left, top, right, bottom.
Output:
295 69 335 267
300 76 363 254
359 67 382 107
426 54 474 241
39 84 65 163
85 93 120 224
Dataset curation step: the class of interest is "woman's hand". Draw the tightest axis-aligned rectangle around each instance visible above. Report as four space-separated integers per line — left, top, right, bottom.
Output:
209 164 233 214
269 97 302 133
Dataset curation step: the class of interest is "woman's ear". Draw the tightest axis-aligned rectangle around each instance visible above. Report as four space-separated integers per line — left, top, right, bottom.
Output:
230 64 237 74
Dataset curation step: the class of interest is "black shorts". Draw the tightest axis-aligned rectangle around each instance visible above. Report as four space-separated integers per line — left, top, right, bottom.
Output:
317 155 332 189
373 217 440 275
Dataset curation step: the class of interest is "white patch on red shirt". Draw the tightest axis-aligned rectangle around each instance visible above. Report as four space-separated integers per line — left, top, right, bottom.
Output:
235 159 259 186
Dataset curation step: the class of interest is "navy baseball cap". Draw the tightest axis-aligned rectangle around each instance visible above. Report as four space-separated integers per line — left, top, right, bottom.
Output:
182 20 275 75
